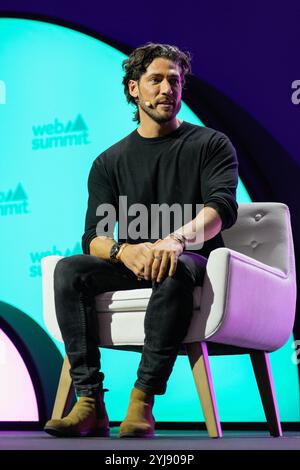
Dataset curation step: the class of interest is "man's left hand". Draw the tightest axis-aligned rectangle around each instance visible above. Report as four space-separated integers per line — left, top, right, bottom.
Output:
143 238 183 283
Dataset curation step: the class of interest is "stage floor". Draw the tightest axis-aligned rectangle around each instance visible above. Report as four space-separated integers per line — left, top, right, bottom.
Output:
1 429 300 450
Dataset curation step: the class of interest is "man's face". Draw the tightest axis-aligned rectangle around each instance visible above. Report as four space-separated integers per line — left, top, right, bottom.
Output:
129 57 183 124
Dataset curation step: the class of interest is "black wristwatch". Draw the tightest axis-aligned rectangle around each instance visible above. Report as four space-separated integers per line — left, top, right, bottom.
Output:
109 242 122 263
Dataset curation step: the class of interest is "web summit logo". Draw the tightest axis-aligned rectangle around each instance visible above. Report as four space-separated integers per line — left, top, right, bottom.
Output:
30 242 82 277
0 183 29 216
32 114 90 150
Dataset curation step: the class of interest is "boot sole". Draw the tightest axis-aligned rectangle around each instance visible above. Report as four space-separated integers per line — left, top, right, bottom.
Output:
44 426 110 438
119 431 155 438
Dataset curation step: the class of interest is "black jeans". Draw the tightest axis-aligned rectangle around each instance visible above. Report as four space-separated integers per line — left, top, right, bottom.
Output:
53 252 207 396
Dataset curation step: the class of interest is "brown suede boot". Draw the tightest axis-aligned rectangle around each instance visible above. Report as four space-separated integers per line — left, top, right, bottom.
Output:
119 387 155 438
44 390 110 437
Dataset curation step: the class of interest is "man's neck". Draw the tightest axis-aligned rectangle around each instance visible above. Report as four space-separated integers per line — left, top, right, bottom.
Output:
137 117 182 138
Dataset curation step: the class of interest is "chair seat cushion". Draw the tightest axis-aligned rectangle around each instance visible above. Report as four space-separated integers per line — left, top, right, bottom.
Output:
95 286 202 312
96 286 203 346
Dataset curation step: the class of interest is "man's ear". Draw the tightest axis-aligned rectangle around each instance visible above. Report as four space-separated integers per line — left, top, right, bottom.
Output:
128 79 139 100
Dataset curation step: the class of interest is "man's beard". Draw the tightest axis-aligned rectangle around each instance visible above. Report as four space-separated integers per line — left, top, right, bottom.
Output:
139 100 181 124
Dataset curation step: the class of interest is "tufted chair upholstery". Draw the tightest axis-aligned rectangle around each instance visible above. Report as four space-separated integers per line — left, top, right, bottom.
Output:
42 203 297 437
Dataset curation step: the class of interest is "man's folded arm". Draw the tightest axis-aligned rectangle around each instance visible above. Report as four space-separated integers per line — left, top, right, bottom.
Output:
82 156 117 258
201 133 239 231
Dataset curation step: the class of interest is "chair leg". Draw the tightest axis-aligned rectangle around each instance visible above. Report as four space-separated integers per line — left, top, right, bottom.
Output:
250 351 282 437
185 341 222 438
51 355 75 419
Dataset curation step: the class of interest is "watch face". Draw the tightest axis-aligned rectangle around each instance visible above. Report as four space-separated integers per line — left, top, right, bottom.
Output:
110 243 120 261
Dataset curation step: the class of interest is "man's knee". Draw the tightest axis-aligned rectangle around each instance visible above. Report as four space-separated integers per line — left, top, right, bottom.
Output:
53 255 86 291
171 253 207 286
53 254 117 292
160 257 196 288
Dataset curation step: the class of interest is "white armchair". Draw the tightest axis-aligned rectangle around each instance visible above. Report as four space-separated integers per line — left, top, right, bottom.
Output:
42 203 297 437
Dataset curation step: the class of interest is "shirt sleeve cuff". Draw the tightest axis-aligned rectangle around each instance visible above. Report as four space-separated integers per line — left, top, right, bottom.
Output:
204 202 226 230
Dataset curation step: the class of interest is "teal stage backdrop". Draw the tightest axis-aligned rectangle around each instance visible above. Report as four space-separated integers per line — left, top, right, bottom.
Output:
0 17 299 422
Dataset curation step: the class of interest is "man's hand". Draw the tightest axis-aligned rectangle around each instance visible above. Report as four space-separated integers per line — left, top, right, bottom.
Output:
119 239 183 283
144 238 183 283
118 242 153 279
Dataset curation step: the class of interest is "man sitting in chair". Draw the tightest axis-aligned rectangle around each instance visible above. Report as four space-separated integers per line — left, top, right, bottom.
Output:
44 43 239 438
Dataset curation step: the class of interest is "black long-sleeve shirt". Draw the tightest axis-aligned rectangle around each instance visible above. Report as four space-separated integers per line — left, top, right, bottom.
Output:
82 121 239 258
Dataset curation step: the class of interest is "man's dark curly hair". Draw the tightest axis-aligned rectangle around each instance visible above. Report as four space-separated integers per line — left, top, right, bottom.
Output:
122 43 192 123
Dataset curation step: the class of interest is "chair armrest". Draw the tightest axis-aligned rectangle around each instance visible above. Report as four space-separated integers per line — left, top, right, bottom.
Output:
199 248 296 351
41 255 65 342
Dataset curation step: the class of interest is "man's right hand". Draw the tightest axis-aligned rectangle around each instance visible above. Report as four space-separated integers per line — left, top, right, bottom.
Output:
118 242 153 279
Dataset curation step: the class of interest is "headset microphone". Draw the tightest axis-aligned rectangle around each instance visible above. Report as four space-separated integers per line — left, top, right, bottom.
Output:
136 98 152 108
